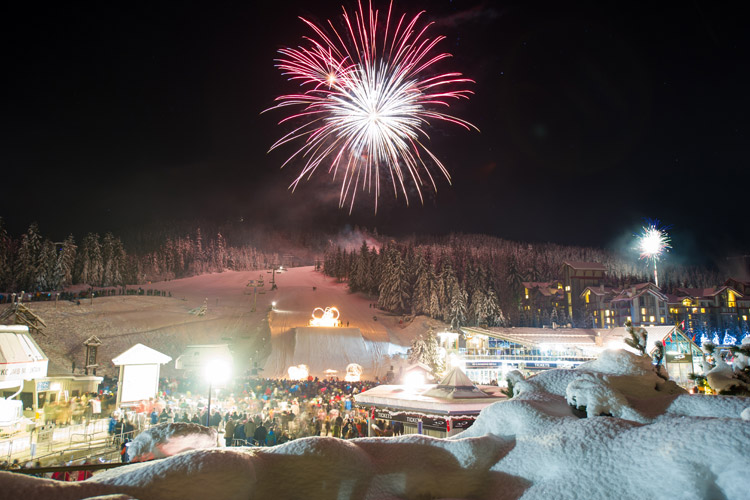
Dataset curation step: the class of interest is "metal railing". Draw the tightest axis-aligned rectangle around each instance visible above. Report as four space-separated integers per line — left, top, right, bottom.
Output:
0 418 140 465
461 354 595 363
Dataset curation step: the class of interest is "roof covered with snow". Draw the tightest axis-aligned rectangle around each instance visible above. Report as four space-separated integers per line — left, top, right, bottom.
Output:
562 260 607 271
422 367 494 399
355 382 505 414
462 326 601 348
0 325 48 382
112 343 172 366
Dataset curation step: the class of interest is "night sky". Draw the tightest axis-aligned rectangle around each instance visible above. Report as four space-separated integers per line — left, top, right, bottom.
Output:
3 1 748 265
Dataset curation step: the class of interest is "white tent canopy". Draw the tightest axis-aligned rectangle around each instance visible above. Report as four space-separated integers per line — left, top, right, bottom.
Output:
112 343 172 366
422 367 492 400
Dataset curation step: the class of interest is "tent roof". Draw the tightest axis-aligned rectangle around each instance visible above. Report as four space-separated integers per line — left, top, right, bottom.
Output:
422 367 492 400
0 325 48 382
112 343 172 366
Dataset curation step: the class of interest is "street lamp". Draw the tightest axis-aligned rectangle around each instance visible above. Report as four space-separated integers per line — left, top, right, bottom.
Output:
203 358 231 427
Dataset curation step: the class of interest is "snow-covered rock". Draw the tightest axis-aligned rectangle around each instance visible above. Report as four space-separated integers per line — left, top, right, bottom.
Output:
126 422 218 462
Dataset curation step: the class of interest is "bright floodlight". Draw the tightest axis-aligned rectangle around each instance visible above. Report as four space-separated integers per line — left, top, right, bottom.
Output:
204 358 231 385
272 301 277 308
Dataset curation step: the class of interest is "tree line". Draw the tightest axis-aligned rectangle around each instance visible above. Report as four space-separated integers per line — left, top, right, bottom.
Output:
0 218 279 292
321 234 724 329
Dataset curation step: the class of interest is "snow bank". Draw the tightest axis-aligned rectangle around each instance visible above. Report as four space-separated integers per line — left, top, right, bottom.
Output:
126 423 218 462
6 349 750 500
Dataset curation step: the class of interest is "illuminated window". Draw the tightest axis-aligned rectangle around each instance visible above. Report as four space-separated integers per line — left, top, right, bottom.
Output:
641 308 647 315
743 315 748 321
692 308 698 314
682 299 692 306
524 288 529 300
627 316 632 322
594 310 598 316
606 317 611 324
660 317 665 324
649 316 655 323
728 291 736 308
558 283 563 290
565 285 571 292
585 292 590 303
605 310 610 317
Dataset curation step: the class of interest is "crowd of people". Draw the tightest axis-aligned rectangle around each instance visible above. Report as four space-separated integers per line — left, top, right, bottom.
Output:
152 376 379 446
4 375 387 479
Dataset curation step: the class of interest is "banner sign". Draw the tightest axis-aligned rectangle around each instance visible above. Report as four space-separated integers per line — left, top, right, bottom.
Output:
0 360 48 382
370 408 477 431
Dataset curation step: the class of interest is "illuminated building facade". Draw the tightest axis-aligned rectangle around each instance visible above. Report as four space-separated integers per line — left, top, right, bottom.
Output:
561 261 607 319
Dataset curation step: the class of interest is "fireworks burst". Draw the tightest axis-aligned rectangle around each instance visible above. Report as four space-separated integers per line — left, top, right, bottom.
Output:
265 0 478 211
636 219 671 287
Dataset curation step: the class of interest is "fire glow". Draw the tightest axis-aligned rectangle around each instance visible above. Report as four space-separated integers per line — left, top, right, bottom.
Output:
310 306 340 327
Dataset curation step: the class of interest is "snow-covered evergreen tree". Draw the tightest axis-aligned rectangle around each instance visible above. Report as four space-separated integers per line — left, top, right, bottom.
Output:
0 218 12 290
407 330 445 379
411 252 431 315
14 223 43 291
443 263 467 330
53 235 76 288
378 245 410 313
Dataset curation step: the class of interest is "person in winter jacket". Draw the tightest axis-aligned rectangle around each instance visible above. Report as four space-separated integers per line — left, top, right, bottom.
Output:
225 418 236 446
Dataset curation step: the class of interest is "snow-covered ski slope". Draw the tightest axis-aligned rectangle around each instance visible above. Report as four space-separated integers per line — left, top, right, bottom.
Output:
12 266 424 378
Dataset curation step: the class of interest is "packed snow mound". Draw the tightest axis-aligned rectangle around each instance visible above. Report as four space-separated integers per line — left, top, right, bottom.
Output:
7 349 750 500
577 348 655 376
565 372 647 421
126 422 218 462
510 350 685 422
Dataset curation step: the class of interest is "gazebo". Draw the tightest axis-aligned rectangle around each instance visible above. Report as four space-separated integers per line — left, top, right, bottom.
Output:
355 367 505 438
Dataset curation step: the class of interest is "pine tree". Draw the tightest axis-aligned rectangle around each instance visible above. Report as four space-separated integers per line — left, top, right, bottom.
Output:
348 242 367 292
411 252 431 315
36 239 57 290
407 330 445 379
15 222 43 291
0 218 12 290
624 320 648 355
83 233 103 286
443 263 467 330
54 235 77 288
378 245 410 313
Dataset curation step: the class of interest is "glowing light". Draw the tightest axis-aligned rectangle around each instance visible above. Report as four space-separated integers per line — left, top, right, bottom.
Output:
403 371 426 387
310 306 340 327
265 1 477 212
204 358 232 386
635 219 671 288
344 363 363 382
287 364 309 380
